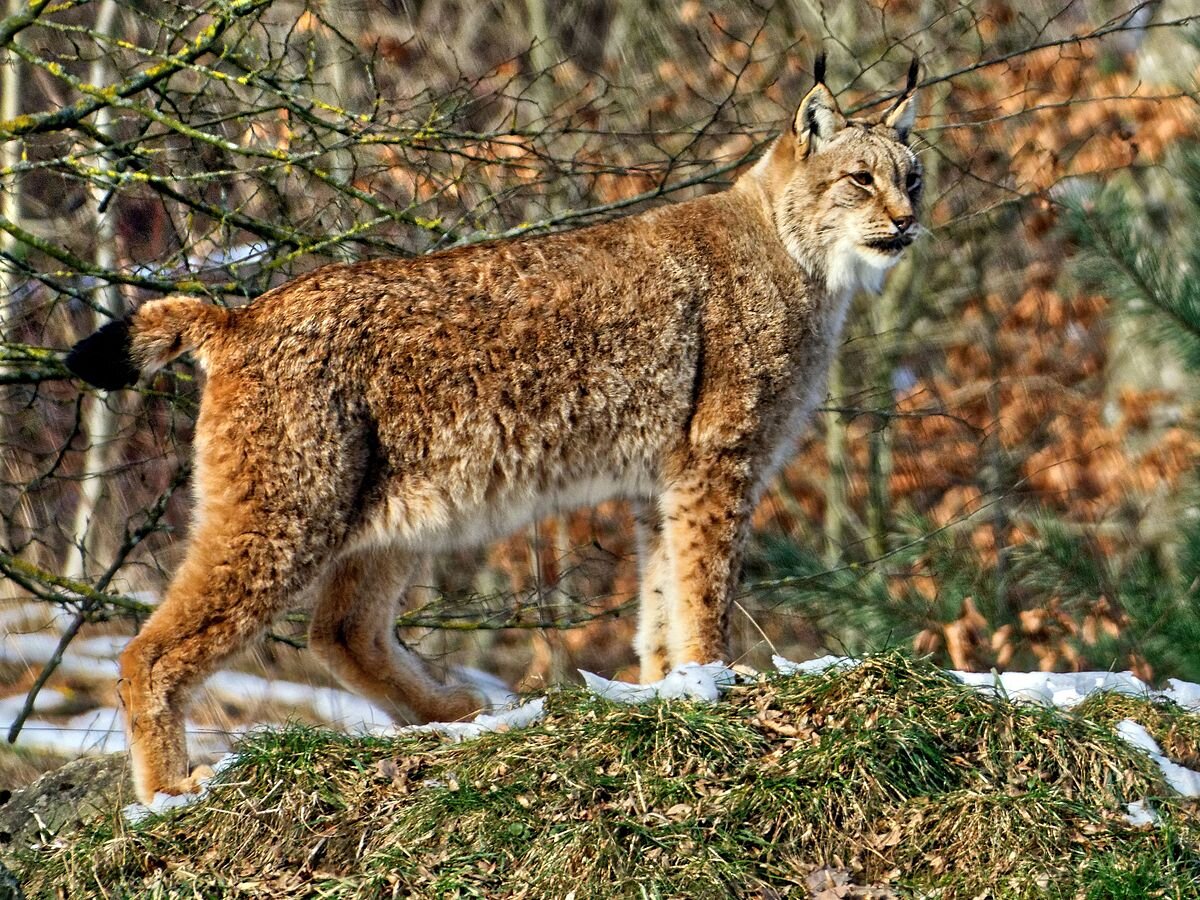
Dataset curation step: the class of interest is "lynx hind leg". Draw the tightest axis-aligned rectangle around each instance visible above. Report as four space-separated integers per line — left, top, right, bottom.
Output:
634 503 671 683
308 548 485 725
662 457 753 668
119 520 330 804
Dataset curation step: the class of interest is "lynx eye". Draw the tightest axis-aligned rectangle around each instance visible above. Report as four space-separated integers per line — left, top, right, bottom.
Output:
849 171 874 187
906 171 922 192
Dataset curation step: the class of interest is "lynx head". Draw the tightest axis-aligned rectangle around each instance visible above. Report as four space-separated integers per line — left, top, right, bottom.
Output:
750 55 923 295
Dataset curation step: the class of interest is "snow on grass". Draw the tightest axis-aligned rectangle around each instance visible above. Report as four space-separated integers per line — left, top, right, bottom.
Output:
770 654 1200 811
120 751 242 825
1161 677 1200 708
122 790 203 826
7 604 1200 835
1116 719 1200 796
114 654 1200 832
1124 799 1159 826
49 652 1200 900
392 697 548 743
950 668 1160 707
446 655 1200 821
772 653 1200 713
772 653 856 676
579 661 736 703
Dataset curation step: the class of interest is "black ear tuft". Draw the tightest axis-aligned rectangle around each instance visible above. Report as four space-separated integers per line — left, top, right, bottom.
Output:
65 318 140 390
905 56 919 94
813 52 827 86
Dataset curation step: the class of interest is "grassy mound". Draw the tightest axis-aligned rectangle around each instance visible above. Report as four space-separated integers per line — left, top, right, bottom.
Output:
17 653 1200 898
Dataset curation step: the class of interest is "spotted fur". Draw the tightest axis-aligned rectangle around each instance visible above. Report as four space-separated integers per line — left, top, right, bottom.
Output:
68 62 924 803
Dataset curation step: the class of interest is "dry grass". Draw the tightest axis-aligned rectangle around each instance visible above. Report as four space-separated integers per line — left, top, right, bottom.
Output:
16 652 1200 898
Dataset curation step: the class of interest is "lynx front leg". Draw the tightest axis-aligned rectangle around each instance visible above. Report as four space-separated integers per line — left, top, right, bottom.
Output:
662 456 753 668
308 548 485 724
634 502 672 683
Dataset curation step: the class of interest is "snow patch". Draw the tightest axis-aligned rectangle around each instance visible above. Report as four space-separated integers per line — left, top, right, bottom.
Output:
0 688 70 722
1116 719 1200 797
0 633 67 666
773 654 856 676
0 632 120 682
70 634 133 659
122 752 243 825
580 662 736 704
123 790 204 825
393 697 547 742
1161 678 1200 710
1124 799 1159 827
0 604 58 634
211 751 239 776
950 669 1152 708
202 670 392 731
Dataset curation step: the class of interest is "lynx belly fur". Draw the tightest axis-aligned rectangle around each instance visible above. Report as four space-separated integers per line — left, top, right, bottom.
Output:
67 57 924 802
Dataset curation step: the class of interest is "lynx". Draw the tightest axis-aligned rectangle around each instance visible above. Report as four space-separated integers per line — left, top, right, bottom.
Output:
67 57 923 803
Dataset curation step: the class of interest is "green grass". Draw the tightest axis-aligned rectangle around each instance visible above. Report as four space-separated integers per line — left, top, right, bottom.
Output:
16 652 1200 898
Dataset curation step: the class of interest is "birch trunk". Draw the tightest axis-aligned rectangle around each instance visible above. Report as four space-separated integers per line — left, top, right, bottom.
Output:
0 0 22 562
0 0 19 339
64 0 125 581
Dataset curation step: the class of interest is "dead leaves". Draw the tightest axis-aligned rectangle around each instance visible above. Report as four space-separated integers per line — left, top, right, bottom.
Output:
805 867 897 899
374 755 427 793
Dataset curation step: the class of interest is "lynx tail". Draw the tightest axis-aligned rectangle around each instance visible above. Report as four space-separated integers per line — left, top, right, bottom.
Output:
66 297 231 390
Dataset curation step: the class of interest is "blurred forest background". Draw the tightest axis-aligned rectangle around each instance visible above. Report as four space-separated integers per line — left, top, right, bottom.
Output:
1 0 1199 777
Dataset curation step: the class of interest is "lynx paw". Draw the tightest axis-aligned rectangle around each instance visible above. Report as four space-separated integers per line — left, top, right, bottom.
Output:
443 685 490 722
179 764 216 793
450 665 517 712
123 765 217 823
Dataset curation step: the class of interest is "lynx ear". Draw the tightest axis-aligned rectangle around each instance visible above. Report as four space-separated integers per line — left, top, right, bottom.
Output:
792 55 845 155
883 56 920 141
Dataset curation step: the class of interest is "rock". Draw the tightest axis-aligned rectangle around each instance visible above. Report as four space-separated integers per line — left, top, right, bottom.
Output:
0 753 131 870
0 859 23 900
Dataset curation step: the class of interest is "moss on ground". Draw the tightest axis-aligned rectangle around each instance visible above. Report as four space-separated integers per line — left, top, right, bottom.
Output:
15 652 1200 898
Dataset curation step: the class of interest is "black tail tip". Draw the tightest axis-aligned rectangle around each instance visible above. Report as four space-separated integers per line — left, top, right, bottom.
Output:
65 318 140 390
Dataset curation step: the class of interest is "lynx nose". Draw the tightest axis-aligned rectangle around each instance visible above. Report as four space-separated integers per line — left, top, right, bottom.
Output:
892 214 916 234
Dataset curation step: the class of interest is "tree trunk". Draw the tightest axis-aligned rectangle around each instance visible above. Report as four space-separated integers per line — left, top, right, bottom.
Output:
64 0 125 582
0 0 22 563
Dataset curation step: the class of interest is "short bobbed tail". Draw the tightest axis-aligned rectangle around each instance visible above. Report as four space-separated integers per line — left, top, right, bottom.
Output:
66 297 232 390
